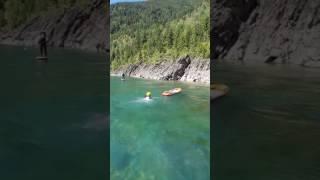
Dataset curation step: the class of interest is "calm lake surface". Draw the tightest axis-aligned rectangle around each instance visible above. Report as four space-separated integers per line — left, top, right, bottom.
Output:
111 77 210 180
213 63 320 180
0 45 108 180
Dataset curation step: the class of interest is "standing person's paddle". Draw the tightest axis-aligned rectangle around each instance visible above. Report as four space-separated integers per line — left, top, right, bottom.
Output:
37 32 48 60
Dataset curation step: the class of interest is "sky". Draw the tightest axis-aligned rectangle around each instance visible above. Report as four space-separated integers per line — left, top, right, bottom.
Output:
110 0 145 4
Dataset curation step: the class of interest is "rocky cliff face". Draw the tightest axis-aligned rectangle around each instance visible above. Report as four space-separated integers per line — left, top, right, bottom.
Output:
0 0 109 52
212 0 320 67
112 56 210 84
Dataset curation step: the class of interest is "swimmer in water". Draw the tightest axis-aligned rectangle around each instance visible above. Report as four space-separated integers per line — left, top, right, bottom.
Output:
145 91 152 99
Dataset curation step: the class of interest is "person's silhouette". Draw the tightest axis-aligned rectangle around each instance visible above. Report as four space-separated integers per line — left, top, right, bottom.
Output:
38 32 47 57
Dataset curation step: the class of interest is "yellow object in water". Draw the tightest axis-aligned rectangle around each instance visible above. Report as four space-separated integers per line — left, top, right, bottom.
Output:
146 91 152 97
210 84 229 100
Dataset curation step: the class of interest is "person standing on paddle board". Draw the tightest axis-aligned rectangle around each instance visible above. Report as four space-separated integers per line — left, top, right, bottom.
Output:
96 43 101 53
38 32 47 57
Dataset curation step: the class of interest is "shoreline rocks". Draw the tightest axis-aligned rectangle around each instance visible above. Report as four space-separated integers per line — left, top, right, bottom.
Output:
112 56 210 84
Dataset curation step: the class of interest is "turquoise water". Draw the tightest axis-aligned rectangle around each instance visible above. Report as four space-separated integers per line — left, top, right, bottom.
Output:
111 0 145 4
213 63 320 180
111 77 210 180
0 46 108 180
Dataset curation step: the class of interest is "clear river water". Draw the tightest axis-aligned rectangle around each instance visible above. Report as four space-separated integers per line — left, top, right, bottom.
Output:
0 45 109 180
111 77 210 180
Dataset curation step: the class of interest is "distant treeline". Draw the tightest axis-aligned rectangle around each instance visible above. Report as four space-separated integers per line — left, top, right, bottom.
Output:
0 0 90 28
111 0 209 69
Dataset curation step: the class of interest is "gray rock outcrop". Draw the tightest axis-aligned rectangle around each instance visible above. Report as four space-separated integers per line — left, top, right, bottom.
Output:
112 56 210 84
0 0 109 52
212 0 320 67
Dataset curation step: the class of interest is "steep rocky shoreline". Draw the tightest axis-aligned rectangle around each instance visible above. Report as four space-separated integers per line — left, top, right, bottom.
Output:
112 56 210 84
0 0 109 52
212 0 320 68
0 0 210 84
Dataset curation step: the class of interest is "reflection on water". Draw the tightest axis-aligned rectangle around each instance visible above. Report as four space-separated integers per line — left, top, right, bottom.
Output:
213 63 320 180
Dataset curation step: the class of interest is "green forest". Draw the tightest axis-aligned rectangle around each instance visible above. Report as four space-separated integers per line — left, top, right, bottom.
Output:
0 0 90 29
111 0 209 69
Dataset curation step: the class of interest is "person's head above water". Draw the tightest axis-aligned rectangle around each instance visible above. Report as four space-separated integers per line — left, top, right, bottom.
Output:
40 32 46 38
146 91 152 97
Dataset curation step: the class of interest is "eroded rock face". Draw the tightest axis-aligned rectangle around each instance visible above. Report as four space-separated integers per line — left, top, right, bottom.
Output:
112 56 210 84
211 0 258 59
212 0 320 67
181 58 210 83
0 0 109 52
